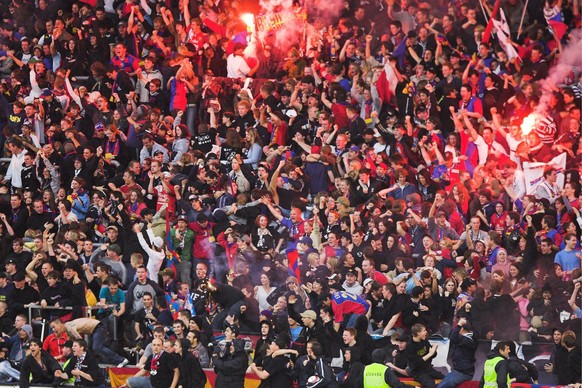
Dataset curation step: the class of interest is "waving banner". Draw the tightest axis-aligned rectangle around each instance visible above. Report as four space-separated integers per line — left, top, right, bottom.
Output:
254 8 307 33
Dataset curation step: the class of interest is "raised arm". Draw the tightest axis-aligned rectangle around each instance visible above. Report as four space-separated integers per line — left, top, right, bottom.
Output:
261 195 283 222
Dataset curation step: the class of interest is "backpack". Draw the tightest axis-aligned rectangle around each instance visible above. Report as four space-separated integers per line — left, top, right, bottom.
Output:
307 357 339 388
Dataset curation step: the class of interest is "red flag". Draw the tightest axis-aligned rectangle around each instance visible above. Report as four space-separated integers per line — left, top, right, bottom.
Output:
482 0 502 43
287 249 301 282
79 0 97 7
203 18 227 36
375 62 398 104
548 20 568 40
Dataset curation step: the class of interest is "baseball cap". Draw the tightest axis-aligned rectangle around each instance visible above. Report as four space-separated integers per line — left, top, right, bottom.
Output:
107 244 122 255
425 65 437 74
176 214 188 222
188 194 200 202
345 269 357 277
299 237 313 246
13 272 25 281
349 145 360 152
300 310 317 320
226 324 240 337
106 225 118 232
160 268 175 278
5 259 16 265
363 278 374 287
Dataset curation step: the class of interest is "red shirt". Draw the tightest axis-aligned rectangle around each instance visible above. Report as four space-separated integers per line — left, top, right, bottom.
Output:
42 333 68 360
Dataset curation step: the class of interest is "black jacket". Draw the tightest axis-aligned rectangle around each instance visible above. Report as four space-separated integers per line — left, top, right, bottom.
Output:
8 284 39 317
507 356 538 383
288 302 329 357
449 327 478 375
212 338 248 388
19 351 61 388
177 350 207 388
62 353 104 386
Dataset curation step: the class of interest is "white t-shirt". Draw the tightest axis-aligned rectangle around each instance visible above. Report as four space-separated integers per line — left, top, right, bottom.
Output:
227 54 250 79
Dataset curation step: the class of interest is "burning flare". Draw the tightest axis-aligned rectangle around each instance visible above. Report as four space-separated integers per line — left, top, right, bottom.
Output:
520 113 538 136
241 13 255 30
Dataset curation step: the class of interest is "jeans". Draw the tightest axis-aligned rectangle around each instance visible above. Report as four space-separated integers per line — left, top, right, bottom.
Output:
211 299 246 331
413 369 445 388
127 376 153 388
437 370 473 388
345 314 362 329
92 322 125 365
0 360 19 381
174 260 192 287
185 105 197 136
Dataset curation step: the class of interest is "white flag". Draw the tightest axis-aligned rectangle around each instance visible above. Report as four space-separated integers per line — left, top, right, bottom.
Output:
523 152 567 194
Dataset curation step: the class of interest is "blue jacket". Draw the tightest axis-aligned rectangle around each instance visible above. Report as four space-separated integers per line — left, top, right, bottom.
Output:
3 334 27 363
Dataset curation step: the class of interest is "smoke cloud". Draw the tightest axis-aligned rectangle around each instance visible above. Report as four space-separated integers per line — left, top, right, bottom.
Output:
247 0 344 56
536 28 582 114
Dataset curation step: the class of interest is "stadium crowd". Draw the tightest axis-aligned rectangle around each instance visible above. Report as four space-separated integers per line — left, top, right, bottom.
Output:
0 0 579 386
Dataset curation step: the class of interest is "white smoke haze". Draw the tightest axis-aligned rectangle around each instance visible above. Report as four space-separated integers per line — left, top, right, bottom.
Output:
247 0 344 55
536 28 582 114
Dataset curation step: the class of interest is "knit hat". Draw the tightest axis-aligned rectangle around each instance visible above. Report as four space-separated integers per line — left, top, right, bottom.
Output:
21 324 33 338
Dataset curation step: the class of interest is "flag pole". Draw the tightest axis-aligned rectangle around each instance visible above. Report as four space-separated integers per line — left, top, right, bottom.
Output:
516 0 530 40
478 0 489 20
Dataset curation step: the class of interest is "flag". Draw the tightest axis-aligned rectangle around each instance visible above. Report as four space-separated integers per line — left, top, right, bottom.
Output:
497 9 511 36
523 153 566 194
165 218 181 275
483 0 502 43
286 246 301 282
393 38 408 70
548 20 568 40
492 17 519 60
375 61 398 104
109 367 140 388
79 0 97 7
165 294 183 319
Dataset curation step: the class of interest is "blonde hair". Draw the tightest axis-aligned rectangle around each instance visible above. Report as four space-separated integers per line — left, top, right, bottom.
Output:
307 252 319 266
